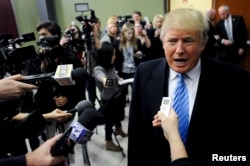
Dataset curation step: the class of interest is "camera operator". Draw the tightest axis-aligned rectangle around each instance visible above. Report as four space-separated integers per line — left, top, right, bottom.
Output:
60 22 85 62
134 21 151 62
76 10 104 108
27 20 86 145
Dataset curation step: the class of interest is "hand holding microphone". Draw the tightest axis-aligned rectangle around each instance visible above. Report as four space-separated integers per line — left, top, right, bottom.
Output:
65 100 94 114
51 105 103 156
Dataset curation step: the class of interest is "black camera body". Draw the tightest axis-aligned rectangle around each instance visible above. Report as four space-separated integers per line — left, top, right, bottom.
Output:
75 9 98 51
117 15 135 31
0 32 36 77
65 29 76 41
37 36 59 50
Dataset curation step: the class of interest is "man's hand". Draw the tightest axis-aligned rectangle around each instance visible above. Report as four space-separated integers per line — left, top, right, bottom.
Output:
43 109 72 123
26 134 66 166
0 74 37 100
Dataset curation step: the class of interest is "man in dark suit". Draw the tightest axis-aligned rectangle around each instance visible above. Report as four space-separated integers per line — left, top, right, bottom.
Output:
127 8 250 166
215 5 248 65
202 8 217 59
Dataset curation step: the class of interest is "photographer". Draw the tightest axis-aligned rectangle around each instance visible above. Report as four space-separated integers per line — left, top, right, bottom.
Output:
76 11 103 108
27 20 86 143
60 22 85 62
134 21 151 62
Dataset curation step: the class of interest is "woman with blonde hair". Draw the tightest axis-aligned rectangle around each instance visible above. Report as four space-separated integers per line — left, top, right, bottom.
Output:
114 22 143 79
101 15 119 45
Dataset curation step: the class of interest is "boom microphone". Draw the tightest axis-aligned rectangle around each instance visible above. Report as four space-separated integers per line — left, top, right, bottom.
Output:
66 100 93 114
51 108 102 156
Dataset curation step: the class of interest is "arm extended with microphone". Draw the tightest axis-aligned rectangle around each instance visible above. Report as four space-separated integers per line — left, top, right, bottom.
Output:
50 106 103 156
21 65 88 86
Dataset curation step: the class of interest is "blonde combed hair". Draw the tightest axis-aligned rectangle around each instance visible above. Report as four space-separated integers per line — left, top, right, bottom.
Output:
160 8 208 45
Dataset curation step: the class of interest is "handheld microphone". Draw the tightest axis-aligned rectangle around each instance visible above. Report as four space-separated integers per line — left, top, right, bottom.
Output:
51 108 102 156
21 66 88 86
66 100 93 114
53 64 74 86
71 67 88 82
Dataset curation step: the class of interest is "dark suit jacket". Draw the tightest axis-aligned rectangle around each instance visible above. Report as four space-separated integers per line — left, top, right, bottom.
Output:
215 15 248 60
202 21 217 58
0 156 26 166
127 57 250 166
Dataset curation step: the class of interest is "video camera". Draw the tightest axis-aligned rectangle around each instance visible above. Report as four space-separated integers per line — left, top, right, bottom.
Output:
63 27 84 54
117 14 134 29
75 3 98 50
65 29 76 41
0 32 37 77
37 35 59 51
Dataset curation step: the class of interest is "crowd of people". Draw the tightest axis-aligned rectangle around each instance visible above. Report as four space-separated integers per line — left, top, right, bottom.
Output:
0 4 249 166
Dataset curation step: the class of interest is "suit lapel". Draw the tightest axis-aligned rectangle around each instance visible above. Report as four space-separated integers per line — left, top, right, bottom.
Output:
148 59 169 112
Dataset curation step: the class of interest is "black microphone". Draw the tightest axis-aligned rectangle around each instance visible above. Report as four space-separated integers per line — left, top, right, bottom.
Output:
71 67 88 82
51 108 102 156
66 100 93 114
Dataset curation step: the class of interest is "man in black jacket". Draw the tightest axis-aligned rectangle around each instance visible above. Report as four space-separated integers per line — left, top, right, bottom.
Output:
27 21 86 149
215 5 248 65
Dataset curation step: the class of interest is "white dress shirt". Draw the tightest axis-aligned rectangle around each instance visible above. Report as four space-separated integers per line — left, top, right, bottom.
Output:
168 59 201 120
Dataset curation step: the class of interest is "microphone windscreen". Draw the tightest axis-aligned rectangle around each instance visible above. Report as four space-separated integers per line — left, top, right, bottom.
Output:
78 108 102 131
71 67 88 81
77 100 93 115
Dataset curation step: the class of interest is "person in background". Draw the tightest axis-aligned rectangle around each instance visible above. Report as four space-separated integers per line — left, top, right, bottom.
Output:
114 22 143 105
132 10 143 23
94 42 126 151
215 5 248 65
60 22 85 61
80 18 104 108
114 22 143 81
101 15 119 45
147 14 165 61
92 18 105 49
202 8 217 59
153 109 192 166
127 8 250 166
134 21 151 62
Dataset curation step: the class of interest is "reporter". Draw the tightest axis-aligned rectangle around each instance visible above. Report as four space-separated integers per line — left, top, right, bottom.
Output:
0 74 37 100
0 135 66 166
153 110 192 166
